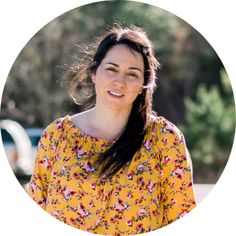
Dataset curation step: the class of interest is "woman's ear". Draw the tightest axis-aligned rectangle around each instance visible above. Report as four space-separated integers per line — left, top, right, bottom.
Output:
91 72 96 83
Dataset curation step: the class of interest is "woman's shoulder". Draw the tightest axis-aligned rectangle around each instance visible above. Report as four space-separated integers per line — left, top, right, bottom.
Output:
42 115 72 135
148 114 184 140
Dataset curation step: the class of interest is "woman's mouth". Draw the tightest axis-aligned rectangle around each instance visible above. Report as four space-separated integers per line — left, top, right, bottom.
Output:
108 91 124 98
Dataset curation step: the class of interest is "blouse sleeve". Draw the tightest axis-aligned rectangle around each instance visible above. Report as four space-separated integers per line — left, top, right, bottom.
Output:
156 118 196 227
27 118 63 209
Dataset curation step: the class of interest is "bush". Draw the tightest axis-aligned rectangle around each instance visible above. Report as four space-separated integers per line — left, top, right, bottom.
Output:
181 70 235 183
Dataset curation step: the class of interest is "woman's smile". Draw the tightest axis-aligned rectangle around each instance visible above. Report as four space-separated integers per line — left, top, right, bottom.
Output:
107 90 125 98
92 44 144 112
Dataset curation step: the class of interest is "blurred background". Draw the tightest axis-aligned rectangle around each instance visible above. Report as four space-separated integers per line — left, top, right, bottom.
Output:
0 1 235 201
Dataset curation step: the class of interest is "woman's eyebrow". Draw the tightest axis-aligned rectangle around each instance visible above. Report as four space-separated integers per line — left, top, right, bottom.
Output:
105 62 143 72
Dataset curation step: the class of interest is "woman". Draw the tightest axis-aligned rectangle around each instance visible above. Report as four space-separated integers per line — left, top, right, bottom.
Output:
28 25 196 235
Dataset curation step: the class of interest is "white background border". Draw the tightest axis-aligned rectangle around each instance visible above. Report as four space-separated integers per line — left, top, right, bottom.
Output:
0 0 235 235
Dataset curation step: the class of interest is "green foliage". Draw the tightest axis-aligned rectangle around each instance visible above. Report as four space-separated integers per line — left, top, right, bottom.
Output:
181 70 235 183
1 1 224 126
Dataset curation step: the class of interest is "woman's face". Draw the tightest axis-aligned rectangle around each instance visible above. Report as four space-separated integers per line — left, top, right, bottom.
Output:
92 44 144 113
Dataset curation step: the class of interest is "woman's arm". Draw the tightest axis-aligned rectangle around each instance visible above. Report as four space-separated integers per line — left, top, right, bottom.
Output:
27 118 63 209
157 118 196 226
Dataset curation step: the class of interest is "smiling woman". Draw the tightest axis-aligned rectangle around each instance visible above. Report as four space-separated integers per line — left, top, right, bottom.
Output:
92 44 144 114
27 24 196 235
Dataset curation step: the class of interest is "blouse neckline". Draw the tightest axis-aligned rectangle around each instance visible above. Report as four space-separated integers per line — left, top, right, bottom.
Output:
64 115 117 144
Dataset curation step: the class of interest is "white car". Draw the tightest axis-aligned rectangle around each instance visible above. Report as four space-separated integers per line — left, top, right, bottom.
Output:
1 119 43 182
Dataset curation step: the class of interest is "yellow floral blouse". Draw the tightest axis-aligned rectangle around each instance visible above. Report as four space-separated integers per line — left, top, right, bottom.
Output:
28 115 196 235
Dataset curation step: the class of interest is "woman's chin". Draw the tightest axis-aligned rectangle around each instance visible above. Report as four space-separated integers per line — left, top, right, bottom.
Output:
105 103 132 114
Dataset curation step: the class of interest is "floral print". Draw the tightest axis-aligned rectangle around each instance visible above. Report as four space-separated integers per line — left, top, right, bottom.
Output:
28 115 196 235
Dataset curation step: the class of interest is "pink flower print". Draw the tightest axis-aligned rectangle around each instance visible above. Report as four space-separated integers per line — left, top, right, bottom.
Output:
136 223 144 233
61 186 69 200
79 203 85 210
126 219 133 227
182 155 187 161
136 164 144 174
52 210 59 218
179 210 189 218
95 219 100 226
138 208 146 217
126 191 133 198
166 122 174 134
52 171 57 179
179 186 185 191
29 181 37 194
78 208 88 218
110 217 117 223
51 199 59 205
39 157 51 170
137 176 143 184
101 174 107 179
152 209 158 216
115 199 127 213
163 123 174 134
165 156 171 163
59 166 66 175
61 186 75 201
37 198 46 206
137 164 144 171
177 135 184 143
41 131 48 139
73 172 80 179
153 198 160 207
173 141 178 146
115 204 124 213
144 140 151 150
146 180 155 193
117 198 123 204
188 182 193 187
90 182 97 190
77 203 90 218
171 199 178 206
98 189 104 196
162 137 168 145
89 201 95 207
103 221 109 229
76 149 87 159
127 173 133 180
55 121 61 129
83 161 95 173
105 190 113 201
174 166 184 179
162 196 168 202
55 153 60 161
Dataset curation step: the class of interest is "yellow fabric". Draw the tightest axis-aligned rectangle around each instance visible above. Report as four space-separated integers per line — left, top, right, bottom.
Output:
28 115 196 235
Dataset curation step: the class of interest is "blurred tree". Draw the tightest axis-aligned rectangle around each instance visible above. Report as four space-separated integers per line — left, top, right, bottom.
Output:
1 1 227 127
181 69 235 183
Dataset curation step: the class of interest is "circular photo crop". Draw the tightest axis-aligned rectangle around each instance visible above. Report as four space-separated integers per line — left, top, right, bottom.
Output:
0 1 235 235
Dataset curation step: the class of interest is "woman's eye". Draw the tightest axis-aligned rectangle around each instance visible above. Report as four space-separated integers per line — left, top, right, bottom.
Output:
128 73 139 79
106 67 117 73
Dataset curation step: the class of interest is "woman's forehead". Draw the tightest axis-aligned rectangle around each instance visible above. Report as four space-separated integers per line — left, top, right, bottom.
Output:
101 44 144 69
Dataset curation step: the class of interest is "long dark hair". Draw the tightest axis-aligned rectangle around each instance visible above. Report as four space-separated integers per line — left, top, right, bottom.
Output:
69 25 160 177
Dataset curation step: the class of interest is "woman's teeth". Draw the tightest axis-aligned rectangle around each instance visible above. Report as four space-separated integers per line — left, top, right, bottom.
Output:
109 91 123 97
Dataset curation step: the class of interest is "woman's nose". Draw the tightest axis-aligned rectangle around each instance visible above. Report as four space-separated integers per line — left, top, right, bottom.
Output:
112 73 126 88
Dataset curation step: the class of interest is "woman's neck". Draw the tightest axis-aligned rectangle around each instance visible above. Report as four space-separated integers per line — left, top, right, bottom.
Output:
87 106 130 140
